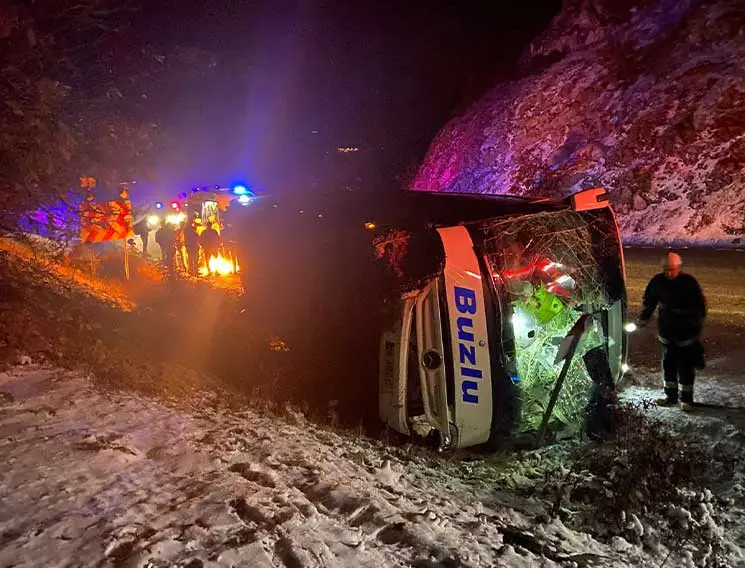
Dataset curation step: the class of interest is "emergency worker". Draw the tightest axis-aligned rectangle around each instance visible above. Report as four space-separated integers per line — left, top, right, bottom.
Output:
173 222 186 271
133 216 150 258
219 217 239 273
155 223 177 274
199 221 221 275
638 252 706 410
183 219 201 275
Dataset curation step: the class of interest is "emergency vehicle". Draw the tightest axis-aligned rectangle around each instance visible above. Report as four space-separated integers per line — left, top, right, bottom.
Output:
153 186 253 276
232 188 627 450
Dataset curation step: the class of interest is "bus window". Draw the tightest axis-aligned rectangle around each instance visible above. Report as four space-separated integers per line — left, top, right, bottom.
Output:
480 209 622 433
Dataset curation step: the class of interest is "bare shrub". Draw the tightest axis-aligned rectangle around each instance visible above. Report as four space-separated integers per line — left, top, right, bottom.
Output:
545 401 732 566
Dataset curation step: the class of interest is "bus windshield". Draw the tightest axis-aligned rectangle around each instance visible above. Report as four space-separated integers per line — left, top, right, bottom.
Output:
476 208 625 433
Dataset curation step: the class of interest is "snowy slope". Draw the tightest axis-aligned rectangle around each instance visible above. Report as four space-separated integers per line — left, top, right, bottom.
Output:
1 365 743 568
412 0 745 245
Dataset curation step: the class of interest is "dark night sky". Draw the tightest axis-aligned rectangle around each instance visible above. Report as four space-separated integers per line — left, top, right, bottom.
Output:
131 0 561 196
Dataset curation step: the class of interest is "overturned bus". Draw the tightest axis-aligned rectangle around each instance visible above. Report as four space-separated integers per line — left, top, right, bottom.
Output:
232 188 627 450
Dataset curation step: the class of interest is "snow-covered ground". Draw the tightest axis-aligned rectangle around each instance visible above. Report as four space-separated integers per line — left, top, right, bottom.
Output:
1 364 744 568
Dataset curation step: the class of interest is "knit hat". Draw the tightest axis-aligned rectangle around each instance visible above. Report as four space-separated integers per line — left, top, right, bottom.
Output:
663 251 682 268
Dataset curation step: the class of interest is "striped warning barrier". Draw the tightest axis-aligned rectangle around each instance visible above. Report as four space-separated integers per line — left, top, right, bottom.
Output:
79 200 134 243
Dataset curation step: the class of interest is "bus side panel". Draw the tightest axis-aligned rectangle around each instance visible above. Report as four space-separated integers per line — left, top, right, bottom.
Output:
436 226 492 448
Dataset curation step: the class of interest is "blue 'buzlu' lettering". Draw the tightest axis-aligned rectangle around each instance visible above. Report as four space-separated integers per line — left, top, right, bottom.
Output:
454 287 477 314
459 343 476 366
456 317 474 341
462 367 482 378
462 381 479 404
453 286 483 404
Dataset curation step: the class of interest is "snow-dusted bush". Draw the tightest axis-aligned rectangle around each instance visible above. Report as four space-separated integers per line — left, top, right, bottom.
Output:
545 401 731 566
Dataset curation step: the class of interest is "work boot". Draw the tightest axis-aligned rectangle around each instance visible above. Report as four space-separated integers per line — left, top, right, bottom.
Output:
655 397 678 407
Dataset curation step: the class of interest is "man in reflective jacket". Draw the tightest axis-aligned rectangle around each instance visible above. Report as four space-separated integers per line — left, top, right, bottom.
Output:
638 252 706 410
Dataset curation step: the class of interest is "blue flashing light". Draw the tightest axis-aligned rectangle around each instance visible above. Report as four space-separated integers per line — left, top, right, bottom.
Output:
155 202 163 209
232 184 248 196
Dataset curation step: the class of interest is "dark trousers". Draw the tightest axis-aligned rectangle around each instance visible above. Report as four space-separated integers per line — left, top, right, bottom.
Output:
186 246 200 275
160 247 174 273
140 233 149 258
662 343 696 404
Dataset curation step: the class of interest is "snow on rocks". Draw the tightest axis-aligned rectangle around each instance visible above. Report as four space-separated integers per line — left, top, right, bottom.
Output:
412 0 745 245
0 365 743 567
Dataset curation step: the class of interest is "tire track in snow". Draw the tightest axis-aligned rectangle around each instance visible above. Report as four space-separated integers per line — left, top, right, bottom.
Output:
201 413 475 566
206 419 436 567
204 413 595 568
1 367 640 567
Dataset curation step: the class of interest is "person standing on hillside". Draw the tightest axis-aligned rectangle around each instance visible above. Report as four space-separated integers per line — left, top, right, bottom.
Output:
133 216 150 258
199 221 221 277
638 252 707 411
183 218 201 275
155 223 176 275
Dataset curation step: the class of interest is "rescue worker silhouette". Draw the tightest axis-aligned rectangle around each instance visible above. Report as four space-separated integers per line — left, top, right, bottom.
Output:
183 219 201 275
133 215 151 258
155 223 177 274
199 222 221 276
638 252 706 411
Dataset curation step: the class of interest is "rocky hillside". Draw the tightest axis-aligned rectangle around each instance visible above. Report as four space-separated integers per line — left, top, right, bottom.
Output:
412 0 745 245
